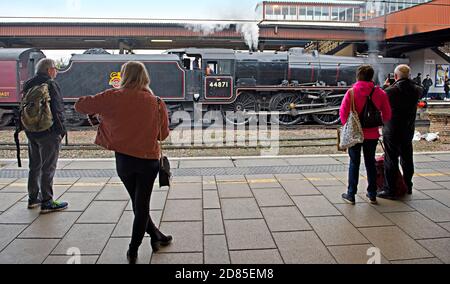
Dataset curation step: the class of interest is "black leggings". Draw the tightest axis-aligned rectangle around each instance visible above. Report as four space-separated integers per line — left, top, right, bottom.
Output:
115 152 160 250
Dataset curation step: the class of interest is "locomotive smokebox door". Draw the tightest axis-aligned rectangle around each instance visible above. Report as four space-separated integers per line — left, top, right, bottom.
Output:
204 76 233 100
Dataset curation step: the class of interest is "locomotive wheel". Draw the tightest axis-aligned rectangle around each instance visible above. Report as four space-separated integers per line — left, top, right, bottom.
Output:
270 94 303 126
64 105 87 128
312 96 342 126
0 114 13 128
65 118 86 128
222 93 258 125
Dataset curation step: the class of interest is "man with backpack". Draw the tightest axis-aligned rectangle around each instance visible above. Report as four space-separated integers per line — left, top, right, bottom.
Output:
20 58 68 213
378 65 422 200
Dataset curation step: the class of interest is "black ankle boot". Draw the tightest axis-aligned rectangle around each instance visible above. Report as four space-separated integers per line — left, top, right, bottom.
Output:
127 248 138 264
150 230 173 253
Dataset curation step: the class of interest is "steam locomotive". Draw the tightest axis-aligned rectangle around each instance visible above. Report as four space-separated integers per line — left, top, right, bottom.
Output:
0 48 407 127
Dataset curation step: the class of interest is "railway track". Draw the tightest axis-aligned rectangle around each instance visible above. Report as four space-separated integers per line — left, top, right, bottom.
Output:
0 136 338 151
0 119 430 132
0 119 431 152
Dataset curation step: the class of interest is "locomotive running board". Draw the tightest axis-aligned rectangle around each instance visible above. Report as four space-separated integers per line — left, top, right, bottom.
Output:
290 106 340 116
243 106 340 116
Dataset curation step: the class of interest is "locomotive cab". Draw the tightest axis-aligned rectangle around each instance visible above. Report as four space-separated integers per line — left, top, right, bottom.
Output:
168 48 236 104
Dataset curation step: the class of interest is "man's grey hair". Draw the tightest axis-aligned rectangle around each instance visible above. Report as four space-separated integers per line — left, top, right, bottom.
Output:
394 64 411 80
36 58 56 74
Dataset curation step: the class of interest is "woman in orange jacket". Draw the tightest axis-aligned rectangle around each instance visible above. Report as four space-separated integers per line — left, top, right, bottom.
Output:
75 61 172 264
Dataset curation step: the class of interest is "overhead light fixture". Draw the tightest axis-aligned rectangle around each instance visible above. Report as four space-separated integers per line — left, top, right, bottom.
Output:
151 39 173 43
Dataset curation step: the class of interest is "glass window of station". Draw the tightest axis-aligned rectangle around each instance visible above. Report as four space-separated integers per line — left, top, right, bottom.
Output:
258 1 433 22
262 2 365 22
362 0 432 19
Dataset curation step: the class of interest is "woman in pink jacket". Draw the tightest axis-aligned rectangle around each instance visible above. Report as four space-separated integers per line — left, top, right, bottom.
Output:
339 65 392 205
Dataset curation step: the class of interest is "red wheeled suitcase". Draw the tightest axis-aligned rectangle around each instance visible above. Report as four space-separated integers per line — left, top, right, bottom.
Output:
375 155 408 198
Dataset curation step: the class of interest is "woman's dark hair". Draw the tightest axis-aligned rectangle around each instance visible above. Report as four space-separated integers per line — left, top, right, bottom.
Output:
356 64 375 82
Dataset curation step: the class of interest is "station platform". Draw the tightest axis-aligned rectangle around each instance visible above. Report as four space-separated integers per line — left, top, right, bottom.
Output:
0 153 449 264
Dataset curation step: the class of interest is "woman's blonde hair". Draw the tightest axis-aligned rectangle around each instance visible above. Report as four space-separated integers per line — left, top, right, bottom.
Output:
120 61 151 91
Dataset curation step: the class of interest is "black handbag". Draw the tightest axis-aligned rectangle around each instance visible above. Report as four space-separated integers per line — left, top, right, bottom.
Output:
157 97 172 188
360 87 383 128
159 155 172 188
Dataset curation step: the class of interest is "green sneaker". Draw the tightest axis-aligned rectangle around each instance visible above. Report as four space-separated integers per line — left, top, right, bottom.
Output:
41 200 69 214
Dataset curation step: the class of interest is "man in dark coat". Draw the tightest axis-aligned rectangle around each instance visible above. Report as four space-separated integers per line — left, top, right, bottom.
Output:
422 74 433 100
378 65 422 199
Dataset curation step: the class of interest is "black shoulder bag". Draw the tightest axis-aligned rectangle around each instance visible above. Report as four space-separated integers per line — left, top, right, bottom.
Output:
157 97 172 188
360 87 384 128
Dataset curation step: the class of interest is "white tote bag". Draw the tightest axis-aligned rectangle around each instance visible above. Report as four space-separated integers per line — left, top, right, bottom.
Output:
339 89 364 150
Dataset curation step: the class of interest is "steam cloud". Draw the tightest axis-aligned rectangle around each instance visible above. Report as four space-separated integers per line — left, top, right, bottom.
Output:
236 23 260 51
185 22 260 51
364 1 395 84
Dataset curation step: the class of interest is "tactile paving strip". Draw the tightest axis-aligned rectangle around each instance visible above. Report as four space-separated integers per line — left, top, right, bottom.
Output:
1 161 449 178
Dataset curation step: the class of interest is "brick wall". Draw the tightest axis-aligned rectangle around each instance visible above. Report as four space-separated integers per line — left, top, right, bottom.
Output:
429 112 450 137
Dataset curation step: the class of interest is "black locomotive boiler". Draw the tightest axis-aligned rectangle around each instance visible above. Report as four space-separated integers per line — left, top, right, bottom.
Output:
0 48 407 127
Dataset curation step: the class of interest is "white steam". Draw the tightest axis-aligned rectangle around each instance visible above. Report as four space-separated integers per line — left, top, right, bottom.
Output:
185 22 260 51
236 23 260 51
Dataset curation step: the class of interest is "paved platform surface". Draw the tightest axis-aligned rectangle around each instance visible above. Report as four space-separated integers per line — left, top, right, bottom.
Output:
0 154 449 264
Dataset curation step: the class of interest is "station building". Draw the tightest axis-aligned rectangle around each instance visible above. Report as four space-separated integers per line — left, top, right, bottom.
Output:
256 0 449 97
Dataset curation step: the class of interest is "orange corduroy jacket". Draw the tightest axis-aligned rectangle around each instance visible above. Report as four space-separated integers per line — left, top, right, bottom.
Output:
75 88 170 160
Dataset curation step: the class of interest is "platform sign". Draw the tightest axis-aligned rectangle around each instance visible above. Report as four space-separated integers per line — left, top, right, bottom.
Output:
204 76 233 100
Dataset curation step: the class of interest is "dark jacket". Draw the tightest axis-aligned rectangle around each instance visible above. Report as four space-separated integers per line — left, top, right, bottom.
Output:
383 78 421 139
22 73 66 137
413 76 422 86
422 78 433 90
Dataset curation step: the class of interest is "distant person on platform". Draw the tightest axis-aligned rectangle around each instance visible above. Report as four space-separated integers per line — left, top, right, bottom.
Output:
22 58 68 214
422 74 433 100
444 77 450 101
413 73 422 86
378 65 422 200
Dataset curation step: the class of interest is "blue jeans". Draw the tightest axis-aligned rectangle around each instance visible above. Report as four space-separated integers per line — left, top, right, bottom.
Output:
347 139 378 198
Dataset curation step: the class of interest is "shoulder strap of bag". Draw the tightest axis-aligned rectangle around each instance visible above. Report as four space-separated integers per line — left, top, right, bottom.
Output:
368 87 376 100
350 89 356 113
14 122 22 168
156 97 163 159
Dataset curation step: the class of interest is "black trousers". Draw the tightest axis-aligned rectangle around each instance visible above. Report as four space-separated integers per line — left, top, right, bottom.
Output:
383 134 414 192
115 152 160 250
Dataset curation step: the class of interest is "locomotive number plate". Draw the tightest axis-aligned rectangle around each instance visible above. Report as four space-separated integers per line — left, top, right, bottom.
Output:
205 77 233 100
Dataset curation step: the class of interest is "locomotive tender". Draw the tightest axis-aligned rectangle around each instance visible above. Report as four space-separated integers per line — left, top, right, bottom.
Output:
0 47 407 127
